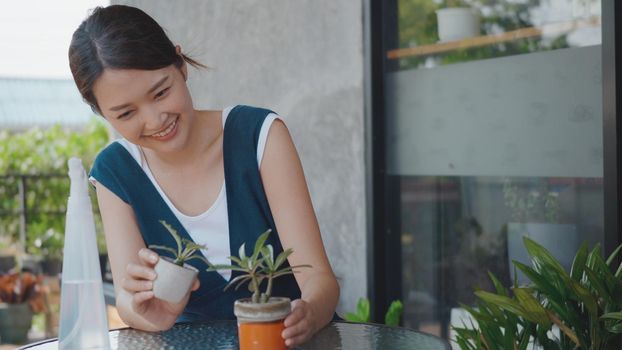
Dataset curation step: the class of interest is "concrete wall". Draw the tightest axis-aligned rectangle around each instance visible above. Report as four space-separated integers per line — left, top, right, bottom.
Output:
111 0 366 313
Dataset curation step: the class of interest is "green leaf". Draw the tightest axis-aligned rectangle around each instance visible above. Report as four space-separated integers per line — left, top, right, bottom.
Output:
475 291 528 319
355 298 370 322
239 243 247 260
512 288 550 327
160 220 183 257
261 246 274 270
488 271 508 296
523 237 567 277
274 248 293 271
384 300 403 326
570 241 589 281
251 229 271 262
606 244 622 267
601 312 622 321
344 312 366 323
184 255 210 265
206 264 247 272
148 244 178 257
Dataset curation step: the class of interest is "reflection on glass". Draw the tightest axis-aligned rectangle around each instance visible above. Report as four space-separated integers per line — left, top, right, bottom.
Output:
392 0 602 70
396 176 603 335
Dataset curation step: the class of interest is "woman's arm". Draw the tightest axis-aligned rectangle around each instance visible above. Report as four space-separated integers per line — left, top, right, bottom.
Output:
96 183 197 331
260 119 340 347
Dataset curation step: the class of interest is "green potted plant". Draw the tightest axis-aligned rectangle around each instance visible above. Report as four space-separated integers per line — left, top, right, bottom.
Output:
503 178 578 285
208 229 310 350
344 297 404 326
453 237 622 349
0 271 47 344
148 220 209 303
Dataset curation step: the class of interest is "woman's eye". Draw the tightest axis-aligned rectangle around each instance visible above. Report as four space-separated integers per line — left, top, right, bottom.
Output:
155 87 170 99
117 110 133 119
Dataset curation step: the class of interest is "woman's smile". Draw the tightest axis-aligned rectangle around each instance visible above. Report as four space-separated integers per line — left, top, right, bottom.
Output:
147 116 179 141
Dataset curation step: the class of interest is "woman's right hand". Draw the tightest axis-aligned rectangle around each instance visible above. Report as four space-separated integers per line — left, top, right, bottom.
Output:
121 248 199 324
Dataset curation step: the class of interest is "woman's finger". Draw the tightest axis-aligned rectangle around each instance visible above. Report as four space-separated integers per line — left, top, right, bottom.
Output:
126 263 157 281
121 277 153 293
286 333 311 348
138 248 159 266
131 290 154 312
284 301 305 327
191 278 200 291
283 317 308 338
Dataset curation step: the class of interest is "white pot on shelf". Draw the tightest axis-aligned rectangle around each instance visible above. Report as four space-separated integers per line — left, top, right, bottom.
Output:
436 7 480 42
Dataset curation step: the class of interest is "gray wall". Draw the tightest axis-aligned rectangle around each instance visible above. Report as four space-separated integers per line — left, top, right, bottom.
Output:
112 0 366 313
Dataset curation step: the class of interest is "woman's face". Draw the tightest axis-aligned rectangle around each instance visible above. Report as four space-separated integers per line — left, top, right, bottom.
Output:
92 64 195 153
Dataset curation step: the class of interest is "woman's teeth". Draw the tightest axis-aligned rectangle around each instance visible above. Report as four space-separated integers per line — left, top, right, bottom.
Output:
152 119 177 137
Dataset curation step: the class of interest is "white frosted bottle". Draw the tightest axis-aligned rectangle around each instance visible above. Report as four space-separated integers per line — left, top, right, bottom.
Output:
58 158 110 349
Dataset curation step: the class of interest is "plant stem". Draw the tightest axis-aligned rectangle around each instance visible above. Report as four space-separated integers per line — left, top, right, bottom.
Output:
265 273 274 301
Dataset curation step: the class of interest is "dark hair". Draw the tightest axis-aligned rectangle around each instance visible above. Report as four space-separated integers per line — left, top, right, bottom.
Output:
68 5 205 115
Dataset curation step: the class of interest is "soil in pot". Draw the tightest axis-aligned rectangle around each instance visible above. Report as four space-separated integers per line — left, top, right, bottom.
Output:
234 297 291 350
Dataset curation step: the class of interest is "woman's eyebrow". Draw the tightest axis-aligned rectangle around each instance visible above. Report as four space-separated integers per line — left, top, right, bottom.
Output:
147 75 169 94
109 75 170 111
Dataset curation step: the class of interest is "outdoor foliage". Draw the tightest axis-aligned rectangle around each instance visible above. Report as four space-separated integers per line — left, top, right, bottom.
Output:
208 229 310 303
0 120 109 258
149 220 209 267
453 237 622 350
344 297 404 327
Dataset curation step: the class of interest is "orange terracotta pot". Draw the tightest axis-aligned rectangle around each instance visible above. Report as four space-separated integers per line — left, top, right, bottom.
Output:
234 297 291 350
238 319 286 350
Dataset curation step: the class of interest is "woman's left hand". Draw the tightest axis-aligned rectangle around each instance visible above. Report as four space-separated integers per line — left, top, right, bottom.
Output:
282 299 317 347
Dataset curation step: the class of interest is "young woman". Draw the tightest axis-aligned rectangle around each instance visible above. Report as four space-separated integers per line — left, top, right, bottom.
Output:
69 5 339 347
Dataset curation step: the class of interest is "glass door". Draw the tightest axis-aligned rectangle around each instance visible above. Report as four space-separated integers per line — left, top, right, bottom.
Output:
376 0 606 340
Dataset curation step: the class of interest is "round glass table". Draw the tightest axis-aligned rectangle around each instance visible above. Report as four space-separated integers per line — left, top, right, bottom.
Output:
19 321 451 349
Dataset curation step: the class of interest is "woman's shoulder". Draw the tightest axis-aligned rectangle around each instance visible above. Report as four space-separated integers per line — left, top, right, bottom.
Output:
223 105 279 132
92 139 137 165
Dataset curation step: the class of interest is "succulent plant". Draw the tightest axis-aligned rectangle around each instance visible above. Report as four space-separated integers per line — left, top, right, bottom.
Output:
208 229 310 303
149 220 209 267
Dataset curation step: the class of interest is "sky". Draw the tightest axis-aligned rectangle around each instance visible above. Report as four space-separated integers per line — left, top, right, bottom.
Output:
0 0 109 79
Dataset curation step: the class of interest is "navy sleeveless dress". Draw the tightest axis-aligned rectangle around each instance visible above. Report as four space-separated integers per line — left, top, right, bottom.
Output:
90 105 302 321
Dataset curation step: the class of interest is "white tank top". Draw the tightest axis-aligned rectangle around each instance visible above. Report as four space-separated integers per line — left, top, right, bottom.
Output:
93 106 279 280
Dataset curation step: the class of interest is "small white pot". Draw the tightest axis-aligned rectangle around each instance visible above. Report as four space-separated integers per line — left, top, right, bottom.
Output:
436 7 480 42
152 256 198 303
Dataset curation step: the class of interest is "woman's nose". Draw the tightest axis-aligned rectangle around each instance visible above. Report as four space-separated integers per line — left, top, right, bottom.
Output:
142 110 169 132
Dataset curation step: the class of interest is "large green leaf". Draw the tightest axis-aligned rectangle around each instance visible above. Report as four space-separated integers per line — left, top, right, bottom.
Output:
523 237 568 278
570 241 589 281
513 288 551 327
475 291 529 320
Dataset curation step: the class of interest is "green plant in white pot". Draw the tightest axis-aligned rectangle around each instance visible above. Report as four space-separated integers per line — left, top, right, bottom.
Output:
503 178 578 286
208 229 310 350
148 220 209 303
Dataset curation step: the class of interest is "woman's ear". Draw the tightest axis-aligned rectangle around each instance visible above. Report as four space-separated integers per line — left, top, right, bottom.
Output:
175 45 188 81
180 61 188 81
